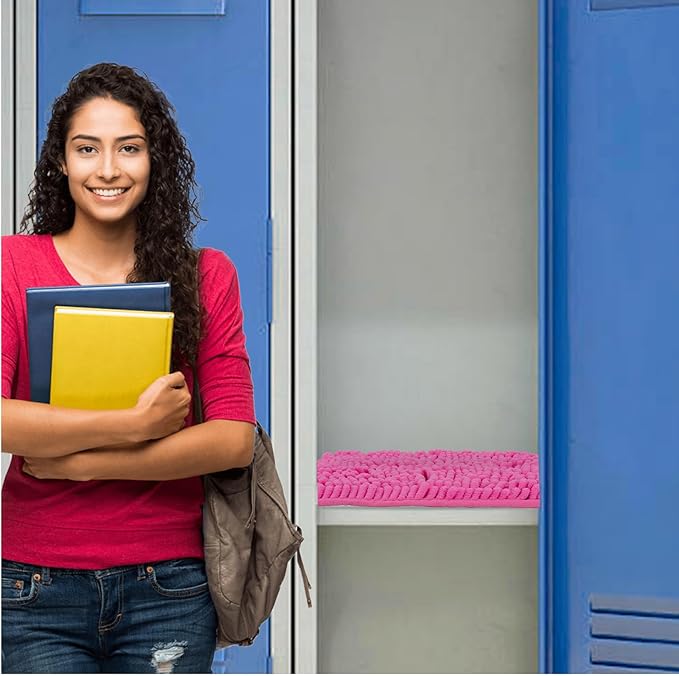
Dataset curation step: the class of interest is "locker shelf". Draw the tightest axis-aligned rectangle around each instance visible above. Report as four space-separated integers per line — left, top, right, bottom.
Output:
318 506 538 527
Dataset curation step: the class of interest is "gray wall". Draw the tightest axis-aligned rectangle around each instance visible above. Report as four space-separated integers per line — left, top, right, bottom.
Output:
317 0 538 672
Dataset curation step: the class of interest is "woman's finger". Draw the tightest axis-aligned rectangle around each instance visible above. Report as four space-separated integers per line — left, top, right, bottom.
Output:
165 371 186 389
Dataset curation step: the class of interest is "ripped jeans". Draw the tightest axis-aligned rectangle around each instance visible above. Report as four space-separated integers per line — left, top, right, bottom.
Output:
1 558 218 673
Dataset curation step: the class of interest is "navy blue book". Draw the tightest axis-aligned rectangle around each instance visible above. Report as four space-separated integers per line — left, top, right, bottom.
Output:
26 282 171 403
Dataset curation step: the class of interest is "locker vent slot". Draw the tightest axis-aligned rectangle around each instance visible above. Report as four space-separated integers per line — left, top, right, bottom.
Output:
80 0 226 16
592 666 679 674
590 594 679 672
591 0 679 10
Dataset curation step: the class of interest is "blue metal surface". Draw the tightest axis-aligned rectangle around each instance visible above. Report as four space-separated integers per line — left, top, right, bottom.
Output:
591 0 679 10
543 0 679 671
266 217 273 325
38 1 271 672
80 0 225 14
537 0 551 671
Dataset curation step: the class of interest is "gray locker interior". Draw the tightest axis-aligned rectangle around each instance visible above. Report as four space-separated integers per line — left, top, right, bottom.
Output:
316 1 539 672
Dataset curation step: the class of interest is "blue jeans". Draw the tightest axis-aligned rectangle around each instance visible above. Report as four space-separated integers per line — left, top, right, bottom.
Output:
1 557 218 673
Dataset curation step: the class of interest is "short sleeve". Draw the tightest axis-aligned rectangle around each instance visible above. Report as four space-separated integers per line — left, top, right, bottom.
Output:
195 249 255 424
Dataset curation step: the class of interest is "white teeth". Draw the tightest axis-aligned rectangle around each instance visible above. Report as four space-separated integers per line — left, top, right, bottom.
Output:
91 188 127 196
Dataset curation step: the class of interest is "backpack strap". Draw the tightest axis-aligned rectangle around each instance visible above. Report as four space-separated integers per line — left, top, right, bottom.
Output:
245 460 257 530
191 363 257 529
295 528 313 608
191 363 204 424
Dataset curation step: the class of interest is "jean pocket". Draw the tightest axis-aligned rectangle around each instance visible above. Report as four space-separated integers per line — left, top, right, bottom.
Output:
1 567 41 607
147 558 210 599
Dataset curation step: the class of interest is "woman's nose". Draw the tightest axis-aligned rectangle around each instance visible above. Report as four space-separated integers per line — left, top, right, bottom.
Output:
96 152 121 180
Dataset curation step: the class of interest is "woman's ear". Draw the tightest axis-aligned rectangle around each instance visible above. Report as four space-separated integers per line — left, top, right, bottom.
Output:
60 157 68 176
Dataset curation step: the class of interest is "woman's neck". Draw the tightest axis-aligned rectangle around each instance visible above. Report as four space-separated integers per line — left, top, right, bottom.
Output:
52 219 138 286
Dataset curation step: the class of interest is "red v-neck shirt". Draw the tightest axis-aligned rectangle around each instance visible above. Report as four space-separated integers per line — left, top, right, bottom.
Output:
1 234 255 569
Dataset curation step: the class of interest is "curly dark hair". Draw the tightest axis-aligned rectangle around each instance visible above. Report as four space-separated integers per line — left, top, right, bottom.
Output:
20 62 205 370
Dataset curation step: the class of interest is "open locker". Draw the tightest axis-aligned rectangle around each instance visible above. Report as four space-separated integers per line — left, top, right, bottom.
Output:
293 0 540 672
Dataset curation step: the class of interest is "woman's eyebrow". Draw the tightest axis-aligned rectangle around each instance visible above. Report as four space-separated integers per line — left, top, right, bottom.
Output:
70 134 146 143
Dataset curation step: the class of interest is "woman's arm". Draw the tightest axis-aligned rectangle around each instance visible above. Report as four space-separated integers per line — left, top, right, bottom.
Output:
2 398 142 457
2 372 191 458
22 419 255 481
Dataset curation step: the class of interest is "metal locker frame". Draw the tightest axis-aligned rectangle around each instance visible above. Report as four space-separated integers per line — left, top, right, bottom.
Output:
292 0 318 672
270 1 295 672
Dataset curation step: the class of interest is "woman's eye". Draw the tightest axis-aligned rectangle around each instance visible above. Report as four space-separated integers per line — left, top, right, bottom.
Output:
78 146 97 154
121 145 140 154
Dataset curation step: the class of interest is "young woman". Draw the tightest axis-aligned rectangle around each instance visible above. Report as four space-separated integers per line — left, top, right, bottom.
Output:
1 63 256 673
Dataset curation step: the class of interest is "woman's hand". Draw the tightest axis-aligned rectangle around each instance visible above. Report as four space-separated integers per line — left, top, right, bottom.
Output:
22 452 93 481
133 371 192 441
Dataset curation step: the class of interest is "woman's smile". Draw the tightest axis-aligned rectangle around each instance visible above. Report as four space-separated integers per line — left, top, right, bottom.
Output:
86 186 132 201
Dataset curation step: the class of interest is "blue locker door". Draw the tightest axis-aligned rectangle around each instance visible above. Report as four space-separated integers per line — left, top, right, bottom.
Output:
541 1 679 672
38 1 270 672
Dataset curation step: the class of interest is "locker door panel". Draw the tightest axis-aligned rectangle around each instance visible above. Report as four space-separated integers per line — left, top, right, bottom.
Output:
542 1 679 672
38 2 270 672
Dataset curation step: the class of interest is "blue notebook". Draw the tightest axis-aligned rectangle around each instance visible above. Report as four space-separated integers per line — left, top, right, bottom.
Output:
26 282 171 403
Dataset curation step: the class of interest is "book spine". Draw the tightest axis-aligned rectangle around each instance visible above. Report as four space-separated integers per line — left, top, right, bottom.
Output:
166 315 174 374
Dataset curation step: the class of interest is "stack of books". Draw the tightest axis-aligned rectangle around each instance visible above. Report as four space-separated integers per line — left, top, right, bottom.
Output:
26 282 173 409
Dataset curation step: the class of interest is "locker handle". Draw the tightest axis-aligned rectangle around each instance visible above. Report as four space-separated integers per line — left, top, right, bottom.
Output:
80 0 225 16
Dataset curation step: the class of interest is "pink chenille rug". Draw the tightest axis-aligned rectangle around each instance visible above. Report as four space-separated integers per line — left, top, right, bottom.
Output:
317 450 540 507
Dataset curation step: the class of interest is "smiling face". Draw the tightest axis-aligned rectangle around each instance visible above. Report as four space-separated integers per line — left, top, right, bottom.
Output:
60 96 151 230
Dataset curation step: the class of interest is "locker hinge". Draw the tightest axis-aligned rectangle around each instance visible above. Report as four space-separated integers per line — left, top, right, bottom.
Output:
266 216 273 325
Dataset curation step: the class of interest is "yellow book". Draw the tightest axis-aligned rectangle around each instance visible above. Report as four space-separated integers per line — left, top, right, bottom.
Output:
50 306 174 410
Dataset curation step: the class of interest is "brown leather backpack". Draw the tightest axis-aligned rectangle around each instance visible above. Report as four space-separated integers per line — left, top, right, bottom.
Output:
192 367 312 648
